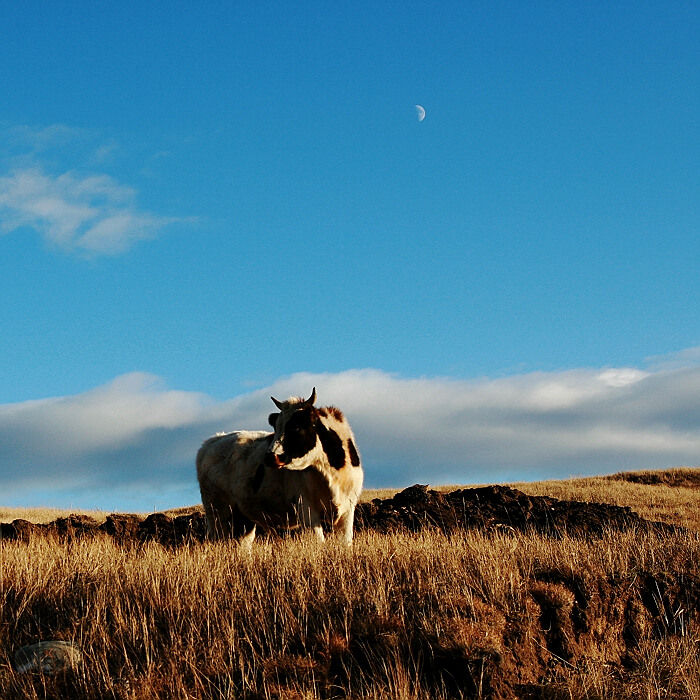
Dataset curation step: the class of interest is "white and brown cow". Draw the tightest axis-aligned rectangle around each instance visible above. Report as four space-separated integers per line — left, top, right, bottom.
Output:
196 388 363 546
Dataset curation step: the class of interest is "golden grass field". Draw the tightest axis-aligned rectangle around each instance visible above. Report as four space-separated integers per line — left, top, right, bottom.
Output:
2 467 700 699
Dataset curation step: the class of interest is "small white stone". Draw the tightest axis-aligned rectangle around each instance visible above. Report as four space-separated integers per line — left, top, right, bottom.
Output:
13 641 83 674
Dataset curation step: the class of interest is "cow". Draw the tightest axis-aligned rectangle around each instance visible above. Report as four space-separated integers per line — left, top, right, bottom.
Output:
196 388 363 547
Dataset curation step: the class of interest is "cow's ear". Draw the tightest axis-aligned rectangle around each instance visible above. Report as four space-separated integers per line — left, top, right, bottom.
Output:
268 412 280 427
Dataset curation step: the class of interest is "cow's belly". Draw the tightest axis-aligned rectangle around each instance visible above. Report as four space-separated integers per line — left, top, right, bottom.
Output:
240 467 336 529
199 433 347 530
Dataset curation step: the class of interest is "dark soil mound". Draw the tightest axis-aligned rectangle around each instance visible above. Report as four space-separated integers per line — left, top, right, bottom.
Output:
137 512 207 545
0 511 206 545
1 484 676 545
0 519 41 541
100 513 142 542
50 514 102 540
354 483 677 537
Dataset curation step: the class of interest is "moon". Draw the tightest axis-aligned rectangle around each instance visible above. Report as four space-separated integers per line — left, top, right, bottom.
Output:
415 104 426 122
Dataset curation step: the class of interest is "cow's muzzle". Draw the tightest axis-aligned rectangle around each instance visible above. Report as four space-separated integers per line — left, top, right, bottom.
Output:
264 452 287 469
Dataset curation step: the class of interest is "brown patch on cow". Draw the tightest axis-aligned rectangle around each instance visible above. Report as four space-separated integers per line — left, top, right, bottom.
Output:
347 439 361 467
325 406 345 421
317 422 346 469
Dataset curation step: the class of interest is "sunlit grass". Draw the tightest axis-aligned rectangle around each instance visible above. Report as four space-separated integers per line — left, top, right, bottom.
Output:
2 467 700 698
2 523 700 697
0 507 110 525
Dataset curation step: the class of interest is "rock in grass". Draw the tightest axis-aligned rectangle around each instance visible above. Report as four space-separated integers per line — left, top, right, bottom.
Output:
12 641 83 674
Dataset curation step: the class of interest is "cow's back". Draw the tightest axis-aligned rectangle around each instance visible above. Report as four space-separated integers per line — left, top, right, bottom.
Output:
196 430 270 507
197 430 270 470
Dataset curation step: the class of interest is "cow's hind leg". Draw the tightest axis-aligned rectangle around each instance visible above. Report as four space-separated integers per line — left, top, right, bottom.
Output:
204 503 234 540
200 476 236 540
310 522 325 542
205 498 256 546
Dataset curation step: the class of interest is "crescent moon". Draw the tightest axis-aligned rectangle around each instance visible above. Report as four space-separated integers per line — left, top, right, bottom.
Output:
415 105 426 122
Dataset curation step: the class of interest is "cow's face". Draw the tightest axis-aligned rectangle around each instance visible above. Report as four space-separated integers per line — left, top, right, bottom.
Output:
264 389 322 470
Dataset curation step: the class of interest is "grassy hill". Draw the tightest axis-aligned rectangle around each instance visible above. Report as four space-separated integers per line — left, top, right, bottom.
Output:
1 467 700 699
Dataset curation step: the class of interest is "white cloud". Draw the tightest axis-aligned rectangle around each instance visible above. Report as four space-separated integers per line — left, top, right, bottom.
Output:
0 167 176 255
1 354 700 510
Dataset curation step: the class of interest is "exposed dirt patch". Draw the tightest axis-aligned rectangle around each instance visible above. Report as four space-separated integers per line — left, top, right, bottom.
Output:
354 483 677 537
0 484 676 545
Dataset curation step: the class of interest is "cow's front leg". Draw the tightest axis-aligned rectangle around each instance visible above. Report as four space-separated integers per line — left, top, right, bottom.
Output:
334 508 355 545
232 510 257 550
236 525 257 552
295 498 325 542
306 508 325 542
310 522 325 542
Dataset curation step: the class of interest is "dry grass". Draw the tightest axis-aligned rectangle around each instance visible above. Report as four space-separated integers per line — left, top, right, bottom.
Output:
3 467 700 699
1 526 700 697
0 506 198 525
0 507 110 525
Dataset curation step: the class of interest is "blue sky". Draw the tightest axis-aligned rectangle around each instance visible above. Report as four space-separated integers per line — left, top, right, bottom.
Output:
1 2 699 511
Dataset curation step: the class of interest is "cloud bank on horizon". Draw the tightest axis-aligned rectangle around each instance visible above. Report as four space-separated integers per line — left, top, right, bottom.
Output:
2 350 700 511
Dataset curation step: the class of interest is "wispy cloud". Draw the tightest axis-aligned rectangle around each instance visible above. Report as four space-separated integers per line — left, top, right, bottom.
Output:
0 167 176 255
1 351 700 510
0 122 182 255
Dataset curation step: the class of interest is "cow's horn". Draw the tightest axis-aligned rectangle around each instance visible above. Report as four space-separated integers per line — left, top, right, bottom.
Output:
304 388 317 406
271 396 285 410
